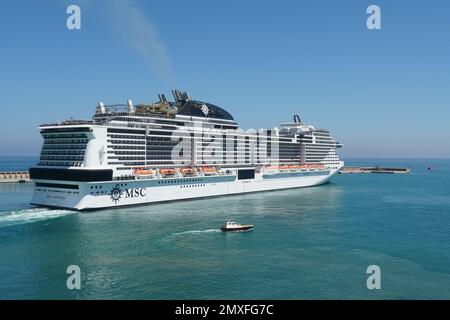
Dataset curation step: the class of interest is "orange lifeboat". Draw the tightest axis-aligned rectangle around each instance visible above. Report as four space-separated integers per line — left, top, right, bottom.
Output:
279 165 289 171
201 167 217 175
134 167 155 179
288 165 300 170
134 168 155 175
159 168 177 176
180 167 196 176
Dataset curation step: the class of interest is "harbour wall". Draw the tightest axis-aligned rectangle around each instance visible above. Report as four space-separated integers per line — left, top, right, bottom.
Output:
339 166 411 174
0 171 31 183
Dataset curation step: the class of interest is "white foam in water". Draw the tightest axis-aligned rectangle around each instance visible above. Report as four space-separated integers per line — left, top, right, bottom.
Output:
0 208 74 227
159 229 221 243
172 229 221 236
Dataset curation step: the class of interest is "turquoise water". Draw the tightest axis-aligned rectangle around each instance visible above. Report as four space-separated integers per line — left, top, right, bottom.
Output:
0 158 449 299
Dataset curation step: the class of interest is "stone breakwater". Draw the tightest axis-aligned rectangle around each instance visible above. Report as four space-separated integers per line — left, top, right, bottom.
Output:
0 171 30 183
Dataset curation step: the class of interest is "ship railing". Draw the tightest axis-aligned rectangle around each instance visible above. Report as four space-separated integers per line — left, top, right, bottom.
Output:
261 162 328 174
93 111 175 122
40 120 94 127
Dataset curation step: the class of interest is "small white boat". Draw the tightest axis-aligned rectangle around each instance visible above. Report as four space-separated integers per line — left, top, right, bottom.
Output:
221 221 254 232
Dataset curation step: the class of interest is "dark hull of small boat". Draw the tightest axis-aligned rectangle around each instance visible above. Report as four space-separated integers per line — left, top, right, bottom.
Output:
221 226 253 232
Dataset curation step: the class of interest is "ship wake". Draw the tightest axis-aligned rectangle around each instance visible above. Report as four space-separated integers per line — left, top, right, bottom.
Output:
172 229 221 236
0 208 73 227
159 228 221 243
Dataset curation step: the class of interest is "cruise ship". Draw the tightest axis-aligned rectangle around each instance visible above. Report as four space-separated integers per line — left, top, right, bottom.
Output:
30 90 343 210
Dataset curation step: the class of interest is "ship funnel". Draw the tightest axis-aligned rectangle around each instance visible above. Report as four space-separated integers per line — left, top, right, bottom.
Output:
172 89 189 102
127 99 135 113
158 94 168 102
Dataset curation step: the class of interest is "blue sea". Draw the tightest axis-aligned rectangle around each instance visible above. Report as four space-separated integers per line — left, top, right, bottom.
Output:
0 156 449 299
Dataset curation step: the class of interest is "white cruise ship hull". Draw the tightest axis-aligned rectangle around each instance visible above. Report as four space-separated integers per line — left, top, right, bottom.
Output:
30 167 340 211
30 90 345 211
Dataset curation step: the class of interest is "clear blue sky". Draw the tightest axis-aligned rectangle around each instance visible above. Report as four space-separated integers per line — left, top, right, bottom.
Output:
1 0 449 157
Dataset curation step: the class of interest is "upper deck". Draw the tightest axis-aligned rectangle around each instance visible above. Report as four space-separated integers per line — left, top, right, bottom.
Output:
40 90 239 130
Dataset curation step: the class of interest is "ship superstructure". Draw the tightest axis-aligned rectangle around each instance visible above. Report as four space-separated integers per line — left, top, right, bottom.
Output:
30 90 343 210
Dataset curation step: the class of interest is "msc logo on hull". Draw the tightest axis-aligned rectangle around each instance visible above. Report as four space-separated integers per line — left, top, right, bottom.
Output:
109 184 146 204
